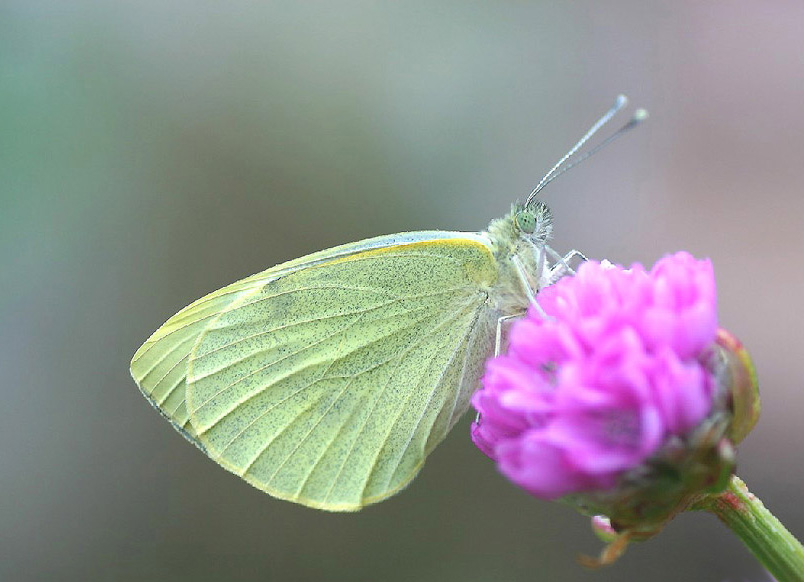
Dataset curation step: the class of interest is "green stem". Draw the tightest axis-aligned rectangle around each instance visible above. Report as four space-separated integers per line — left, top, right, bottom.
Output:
693 474 804 582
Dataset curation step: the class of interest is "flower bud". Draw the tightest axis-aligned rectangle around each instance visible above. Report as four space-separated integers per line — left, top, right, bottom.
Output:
712 329 760 445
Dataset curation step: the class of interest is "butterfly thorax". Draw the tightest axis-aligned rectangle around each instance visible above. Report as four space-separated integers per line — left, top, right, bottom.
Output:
484 202 554 315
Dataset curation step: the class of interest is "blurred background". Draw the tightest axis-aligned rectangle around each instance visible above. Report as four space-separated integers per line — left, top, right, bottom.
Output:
2 1 803 581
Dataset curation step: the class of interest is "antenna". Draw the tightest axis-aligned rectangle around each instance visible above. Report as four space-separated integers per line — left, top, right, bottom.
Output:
524 95 647 208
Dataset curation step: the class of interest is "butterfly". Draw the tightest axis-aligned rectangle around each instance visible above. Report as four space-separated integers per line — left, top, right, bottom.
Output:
130 95 645 511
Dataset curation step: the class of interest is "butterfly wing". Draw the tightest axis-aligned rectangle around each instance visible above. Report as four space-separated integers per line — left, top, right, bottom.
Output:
130 233 437 446
131 233 498 510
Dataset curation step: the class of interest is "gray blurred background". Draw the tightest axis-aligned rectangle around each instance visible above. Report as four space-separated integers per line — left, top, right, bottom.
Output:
2 1 803 581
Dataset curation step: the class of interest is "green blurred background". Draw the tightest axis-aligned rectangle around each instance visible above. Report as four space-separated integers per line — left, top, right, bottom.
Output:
3 2 803 581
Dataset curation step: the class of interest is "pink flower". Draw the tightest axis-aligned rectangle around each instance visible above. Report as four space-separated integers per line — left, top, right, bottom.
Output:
472 252 718 500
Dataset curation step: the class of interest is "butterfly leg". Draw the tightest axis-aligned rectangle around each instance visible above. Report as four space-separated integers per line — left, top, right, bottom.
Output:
512 254 538 303
512 253 551 319
545 246 588 284
494 313 524 357
474 312 525 424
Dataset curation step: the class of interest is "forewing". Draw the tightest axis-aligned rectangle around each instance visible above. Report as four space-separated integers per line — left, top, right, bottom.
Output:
185 239 497 510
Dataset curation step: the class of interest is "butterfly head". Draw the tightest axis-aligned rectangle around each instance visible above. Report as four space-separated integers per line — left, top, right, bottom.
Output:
516 200 553 245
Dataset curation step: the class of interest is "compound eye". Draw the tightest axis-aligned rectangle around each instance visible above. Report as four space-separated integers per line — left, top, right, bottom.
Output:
515 210 537 234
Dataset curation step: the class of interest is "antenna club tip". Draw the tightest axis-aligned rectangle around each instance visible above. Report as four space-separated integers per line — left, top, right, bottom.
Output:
633 108 649 121
615 94 628 107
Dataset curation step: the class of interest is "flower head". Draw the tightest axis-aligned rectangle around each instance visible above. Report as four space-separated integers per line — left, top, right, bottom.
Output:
472 252 721 501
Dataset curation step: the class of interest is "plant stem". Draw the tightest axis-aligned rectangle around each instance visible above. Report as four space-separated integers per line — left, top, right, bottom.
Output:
693 474 804 582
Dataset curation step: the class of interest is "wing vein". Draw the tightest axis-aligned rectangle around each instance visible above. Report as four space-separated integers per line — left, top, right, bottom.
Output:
214 313 367 456
377 301 480 493
155 371 186 408
362 303 475 498
190 297 453 414
192 286 467 364
191 313 364 431
439 304 490 433
136 333 194 387
198 302 440 439
236 322 361 476
265 370 359 488
133 287 261 362
322 300 472 504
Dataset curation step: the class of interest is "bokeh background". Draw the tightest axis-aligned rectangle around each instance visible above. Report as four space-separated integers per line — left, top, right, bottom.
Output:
3 2 803 581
